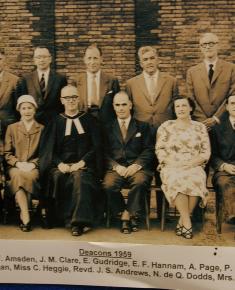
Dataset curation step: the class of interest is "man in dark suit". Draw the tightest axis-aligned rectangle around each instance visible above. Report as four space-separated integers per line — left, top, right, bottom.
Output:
211 95 235 226
187 32 235 131
16 46 67 126
0 50 19 137
126 46 178 219
72 43 120 124
103 91 154 234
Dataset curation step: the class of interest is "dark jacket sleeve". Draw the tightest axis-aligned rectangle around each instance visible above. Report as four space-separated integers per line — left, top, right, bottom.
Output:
210 126 223 171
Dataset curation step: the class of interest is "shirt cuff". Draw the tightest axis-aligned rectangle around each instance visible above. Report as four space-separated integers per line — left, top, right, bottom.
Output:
219 163 226 171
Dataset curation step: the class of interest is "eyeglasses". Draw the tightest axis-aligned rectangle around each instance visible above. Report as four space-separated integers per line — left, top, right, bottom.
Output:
34 55 51 60
61 95 79 100
200 42 218 48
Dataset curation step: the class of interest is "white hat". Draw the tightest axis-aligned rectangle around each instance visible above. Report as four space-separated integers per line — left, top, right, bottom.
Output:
16 95 38 111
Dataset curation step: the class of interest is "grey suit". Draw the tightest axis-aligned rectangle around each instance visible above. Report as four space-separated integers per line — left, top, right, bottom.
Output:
187 59 235 122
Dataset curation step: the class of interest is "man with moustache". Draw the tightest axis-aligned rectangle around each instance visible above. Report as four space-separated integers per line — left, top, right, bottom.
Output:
103 91 154 234
73 43 120 124
187 32 235 131
16 46 67 126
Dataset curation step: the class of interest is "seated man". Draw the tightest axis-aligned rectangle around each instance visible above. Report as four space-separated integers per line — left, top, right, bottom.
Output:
211 95 235 226
103 91 154 234
47 85 102 236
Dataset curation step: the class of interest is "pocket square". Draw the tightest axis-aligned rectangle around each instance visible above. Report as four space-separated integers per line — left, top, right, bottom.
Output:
107 90 113 94
135 132 141 137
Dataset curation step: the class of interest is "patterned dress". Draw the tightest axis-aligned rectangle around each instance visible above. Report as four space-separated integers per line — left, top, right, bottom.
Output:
156 120 210 206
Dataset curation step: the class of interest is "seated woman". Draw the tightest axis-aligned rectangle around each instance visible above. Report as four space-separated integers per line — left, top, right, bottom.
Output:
4 95 43 232
156 96 210 239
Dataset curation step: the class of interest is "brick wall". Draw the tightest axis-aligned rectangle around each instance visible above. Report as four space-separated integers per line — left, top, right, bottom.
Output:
0 0 235 90
135 0 235 95
54 0 136 87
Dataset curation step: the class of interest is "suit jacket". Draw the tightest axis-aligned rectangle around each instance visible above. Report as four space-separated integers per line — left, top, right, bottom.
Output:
16 70 67 125
73 71 120 124
211 112 235 172
186 59 235 122
104 118 155 176
126 72 178 130
4 120 44 167
0 71 19 134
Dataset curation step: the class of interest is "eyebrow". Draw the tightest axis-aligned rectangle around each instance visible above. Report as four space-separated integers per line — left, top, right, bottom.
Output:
114 102 128 105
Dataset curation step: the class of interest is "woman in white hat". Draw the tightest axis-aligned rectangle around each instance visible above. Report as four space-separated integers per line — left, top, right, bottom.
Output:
4 95 44 232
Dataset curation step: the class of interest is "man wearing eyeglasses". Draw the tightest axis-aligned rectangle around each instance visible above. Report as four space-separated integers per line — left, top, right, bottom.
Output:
187 32 235 130
16 46 67 125
43 85 102 236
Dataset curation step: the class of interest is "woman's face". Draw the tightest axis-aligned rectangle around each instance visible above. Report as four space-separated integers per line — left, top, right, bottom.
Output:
174 98 192 120
19 102 36 121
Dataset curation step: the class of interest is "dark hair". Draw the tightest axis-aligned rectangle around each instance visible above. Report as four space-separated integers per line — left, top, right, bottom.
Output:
33 46 51 56
171 96 196 119
85 43 102 57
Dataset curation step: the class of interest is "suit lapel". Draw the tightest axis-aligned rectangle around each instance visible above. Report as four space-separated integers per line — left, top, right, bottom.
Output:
125 118 137 144
112 119 123 144
45 70 55 98
32 70 42 98
211 59 223 85
99 71 108 106
198 63 210 89
0 72 10 104
77 73 88 109
222 117 235 157
154 72 167 103
138 73 152 104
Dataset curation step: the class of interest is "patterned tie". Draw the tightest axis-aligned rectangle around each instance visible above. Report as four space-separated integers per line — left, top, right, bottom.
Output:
91 74 98 106
39 73 46 97
148 76 156 103
208 64 214 83
120 120 127 140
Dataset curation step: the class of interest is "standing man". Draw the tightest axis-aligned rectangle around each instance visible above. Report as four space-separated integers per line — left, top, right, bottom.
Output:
211 95 235 231
126 45 178 137
73 43 120 124
17 46 67 126
187 32 235 130
103 91 154 234
126 46 178 219
0 50 19 137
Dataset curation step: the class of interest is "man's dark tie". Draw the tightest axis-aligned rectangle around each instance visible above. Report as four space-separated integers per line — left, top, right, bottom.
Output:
39 73 46 97
120 120 127 140
208 64 214 83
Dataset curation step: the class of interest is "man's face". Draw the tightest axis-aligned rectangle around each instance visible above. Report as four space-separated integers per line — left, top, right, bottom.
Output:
113 93 132 119
61 87 80 113
34 48 52 71
226 95 235 118
84 47 102 74
200 34 218 60
140 50 158 75
0 53 6 72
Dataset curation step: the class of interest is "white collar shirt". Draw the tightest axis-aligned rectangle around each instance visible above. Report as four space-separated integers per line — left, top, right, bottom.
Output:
87 70 101 107
204 58 218 73
229 116 235 129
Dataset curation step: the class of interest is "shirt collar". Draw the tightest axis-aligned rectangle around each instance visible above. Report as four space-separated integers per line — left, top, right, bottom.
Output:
117 116 131 128
37 68 50 78
143 69 159 80
87 70 101 79
204 58 218 70
229 115 235 127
